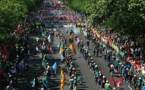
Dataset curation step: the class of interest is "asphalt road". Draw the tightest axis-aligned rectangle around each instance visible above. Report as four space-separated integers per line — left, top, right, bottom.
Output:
16 0 134 89
76 30 133 90
74 53 98 90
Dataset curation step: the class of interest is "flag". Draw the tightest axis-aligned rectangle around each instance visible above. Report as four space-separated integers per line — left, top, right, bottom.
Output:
52 62 57 74
31 78 35 88
60 54 64 62
69 43 77 55
59 48 64 54
116 77 124 87
116 80 123 88
52 62 57 70
59 42 64 54
60 69 65 90
48 35 51 42
60 69 65 80
142 86 145 90
134 60 141 71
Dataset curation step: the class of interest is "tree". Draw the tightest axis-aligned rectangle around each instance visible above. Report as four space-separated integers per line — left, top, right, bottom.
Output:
67 0 145 36
0 0 43 42
0 0 27 42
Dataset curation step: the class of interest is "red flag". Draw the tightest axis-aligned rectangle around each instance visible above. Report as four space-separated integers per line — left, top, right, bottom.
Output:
134 60 141 71
116 77 124 87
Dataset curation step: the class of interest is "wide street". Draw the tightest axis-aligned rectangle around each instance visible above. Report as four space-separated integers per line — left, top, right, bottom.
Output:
0 0 145 90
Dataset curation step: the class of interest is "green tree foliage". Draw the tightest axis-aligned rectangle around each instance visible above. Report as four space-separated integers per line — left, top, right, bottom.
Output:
0 0 42 42
0 0 27 32
23 0 42 11
67 0 145 36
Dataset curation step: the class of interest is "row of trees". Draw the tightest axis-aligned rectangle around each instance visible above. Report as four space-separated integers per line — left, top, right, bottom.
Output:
0 0 42 42
67 0 145 36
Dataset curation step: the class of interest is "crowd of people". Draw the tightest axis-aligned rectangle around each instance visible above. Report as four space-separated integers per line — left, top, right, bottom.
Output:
84 29 145 89
1 0 145 90
64 54 79 90
80 46 112 90
0 3 59 88
54 27 83 90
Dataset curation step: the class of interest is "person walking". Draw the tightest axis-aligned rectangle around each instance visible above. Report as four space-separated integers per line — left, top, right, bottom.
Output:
136 77 143 90
69 75 74 90
31 75 39 89
73 76 77 90
105 81 112 90
86 39 90 49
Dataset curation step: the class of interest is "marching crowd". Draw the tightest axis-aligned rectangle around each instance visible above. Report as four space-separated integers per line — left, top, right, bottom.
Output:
82 29 145 90
1 14 145 90
80 45 112 90
1 0 145 90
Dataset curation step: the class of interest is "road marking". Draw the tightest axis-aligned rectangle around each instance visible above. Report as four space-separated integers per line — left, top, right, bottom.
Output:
128 85 133 90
